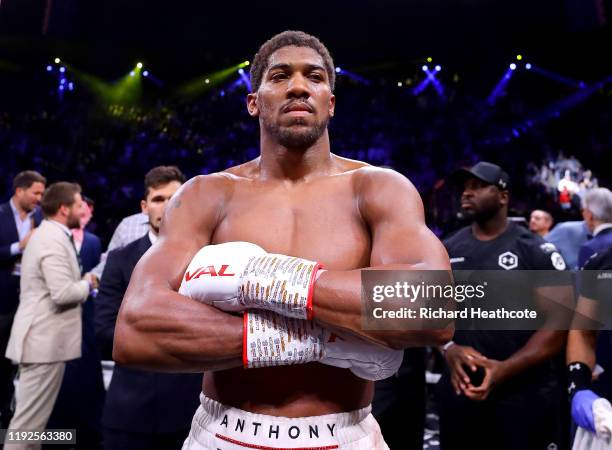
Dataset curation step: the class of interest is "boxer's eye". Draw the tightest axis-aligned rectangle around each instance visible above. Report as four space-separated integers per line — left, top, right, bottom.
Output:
271 73 288 82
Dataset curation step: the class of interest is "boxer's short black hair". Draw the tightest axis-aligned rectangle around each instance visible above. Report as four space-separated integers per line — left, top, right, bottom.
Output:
250 30 335 93
144 166 186 200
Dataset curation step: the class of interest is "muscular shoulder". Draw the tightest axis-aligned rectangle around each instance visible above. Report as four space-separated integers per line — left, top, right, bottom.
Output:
351 165 418 197
176 172 236 204
160 173 236 244
349 166 424 225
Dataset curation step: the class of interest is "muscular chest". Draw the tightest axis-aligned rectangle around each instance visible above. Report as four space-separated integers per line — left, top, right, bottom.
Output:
211 178 371 269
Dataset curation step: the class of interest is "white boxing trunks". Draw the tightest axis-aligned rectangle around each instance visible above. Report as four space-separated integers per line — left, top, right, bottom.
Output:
182 394 389 450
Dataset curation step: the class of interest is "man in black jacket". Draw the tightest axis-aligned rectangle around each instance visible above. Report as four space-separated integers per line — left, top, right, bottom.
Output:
95 166 201 450
0 170 45 427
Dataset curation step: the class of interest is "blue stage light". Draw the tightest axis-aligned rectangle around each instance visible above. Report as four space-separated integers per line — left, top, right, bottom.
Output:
46 65 52 72
335 67 342 73
509 63 517 70
525 63 532 70
60 78 66 84
238 68 244 75
59 85 65 91
435 65 442 72
59 67 66 73
422 65 428 72
68 83 74 91
143 70 149 77
130 71 135 77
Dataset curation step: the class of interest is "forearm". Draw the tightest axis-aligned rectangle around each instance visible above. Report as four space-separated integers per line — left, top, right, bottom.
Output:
114 285 243 372
312 268 453 349
499 330 566 381
567 329 597 368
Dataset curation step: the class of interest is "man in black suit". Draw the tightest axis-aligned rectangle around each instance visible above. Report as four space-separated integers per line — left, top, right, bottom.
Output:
95 166 202 450
0 170 45 427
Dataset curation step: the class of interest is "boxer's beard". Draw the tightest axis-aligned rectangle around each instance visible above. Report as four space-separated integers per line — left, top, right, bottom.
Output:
264 116 329 150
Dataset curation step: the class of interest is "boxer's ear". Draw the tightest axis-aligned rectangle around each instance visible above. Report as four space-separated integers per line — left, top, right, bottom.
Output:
141 199 147 214
328 94 335 118
247 93 259 117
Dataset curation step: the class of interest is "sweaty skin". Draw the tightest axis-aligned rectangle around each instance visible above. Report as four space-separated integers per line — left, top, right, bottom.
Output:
114 45 452 418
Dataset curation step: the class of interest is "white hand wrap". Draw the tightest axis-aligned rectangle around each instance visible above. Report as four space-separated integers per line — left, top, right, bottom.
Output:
243 310 328 368
239 253 322 320
243 310 403 381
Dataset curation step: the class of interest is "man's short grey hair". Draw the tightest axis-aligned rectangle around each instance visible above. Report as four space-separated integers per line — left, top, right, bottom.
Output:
583 188 612 223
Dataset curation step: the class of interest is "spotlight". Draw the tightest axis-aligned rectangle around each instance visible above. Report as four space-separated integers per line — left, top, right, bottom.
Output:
238 68 244 75
335 67 341 73
60 78 66 84
422 65 428 72
244 61 250 66
426 57 432 63
525 63 532 70
68 82 74 91
509 63 517 70
54 57 61 64
136 62 143 69
130 71 135 77
435 65 441 72
516 54 523 61
205 78 210 84
59 85 65 91
59 67 66 73
397 82 403 87
143 70 149 77
46 65 52 72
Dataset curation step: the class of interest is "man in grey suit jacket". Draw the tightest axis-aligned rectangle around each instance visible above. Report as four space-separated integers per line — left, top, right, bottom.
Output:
5 182 98 449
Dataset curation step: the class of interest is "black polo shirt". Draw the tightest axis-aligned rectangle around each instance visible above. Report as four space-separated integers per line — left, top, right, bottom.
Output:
444 222 567 389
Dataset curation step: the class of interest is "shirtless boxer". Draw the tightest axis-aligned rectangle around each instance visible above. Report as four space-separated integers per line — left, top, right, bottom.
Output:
114 30 452 450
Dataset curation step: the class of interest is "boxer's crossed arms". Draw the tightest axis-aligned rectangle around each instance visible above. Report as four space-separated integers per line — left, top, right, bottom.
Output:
113 161 452 393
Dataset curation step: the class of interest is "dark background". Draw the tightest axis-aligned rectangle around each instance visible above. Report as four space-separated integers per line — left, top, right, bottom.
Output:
0 0 610 243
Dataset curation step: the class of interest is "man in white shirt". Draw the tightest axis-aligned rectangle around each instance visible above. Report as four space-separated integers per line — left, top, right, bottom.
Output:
91 212 149 278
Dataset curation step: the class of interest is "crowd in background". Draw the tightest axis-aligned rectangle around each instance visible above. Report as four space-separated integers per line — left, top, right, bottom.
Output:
1 70 610 242
0 64 611 450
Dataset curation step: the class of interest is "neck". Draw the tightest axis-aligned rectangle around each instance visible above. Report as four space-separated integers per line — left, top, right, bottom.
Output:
149 226 158 237
472 211 508 240
258 130 334 181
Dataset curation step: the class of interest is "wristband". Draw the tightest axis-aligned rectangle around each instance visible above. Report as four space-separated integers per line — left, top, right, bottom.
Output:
567 361 592 397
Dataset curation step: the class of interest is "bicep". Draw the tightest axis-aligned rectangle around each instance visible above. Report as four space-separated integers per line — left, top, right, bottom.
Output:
361 169 450 269
122 176 225 304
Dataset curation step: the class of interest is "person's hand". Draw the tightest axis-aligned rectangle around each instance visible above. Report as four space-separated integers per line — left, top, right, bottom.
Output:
444 344 486 395
464 358 508 401
18 229 34 251
83 272 99 290
571 389 599 433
